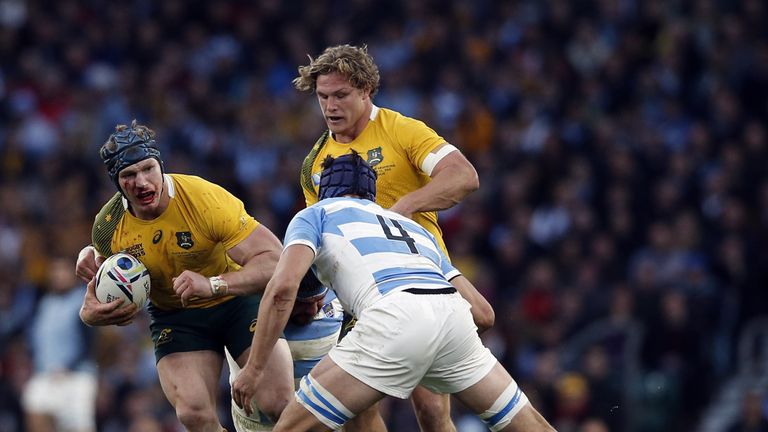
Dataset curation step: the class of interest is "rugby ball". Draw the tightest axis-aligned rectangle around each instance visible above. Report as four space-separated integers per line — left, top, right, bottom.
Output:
95 252 151 308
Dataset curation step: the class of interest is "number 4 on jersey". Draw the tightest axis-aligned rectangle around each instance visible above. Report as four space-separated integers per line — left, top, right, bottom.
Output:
377 215 418 253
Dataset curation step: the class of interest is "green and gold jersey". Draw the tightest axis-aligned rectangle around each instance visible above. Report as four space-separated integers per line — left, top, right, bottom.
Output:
92 174 259 311
300 106 449 254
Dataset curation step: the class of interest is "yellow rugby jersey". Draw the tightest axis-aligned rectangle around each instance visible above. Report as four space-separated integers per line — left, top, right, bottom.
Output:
300 106 449 254
92 174 259 311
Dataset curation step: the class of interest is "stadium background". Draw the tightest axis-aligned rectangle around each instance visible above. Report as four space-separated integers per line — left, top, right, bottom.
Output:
1 0 767 431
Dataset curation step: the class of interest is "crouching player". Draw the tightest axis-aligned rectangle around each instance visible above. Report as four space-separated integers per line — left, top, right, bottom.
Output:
232 152 555 431
227 271 385 431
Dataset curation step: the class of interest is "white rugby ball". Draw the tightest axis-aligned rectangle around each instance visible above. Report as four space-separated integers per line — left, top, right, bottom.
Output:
95 252 151 308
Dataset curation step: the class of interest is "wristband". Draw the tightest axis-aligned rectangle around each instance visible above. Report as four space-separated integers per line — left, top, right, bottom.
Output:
209 276 229 296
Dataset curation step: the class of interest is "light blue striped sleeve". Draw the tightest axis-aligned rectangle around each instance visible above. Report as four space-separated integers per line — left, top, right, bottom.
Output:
284 206 324 253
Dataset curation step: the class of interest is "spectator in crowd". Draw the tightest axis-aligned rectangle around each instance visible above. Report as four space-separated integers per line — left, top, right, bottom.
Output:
21 256 95 432
727 389 768 432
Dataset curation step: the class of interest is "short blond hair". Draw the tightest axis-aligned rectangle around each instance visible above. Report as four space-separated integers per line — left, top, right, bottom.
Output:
293 44 380 97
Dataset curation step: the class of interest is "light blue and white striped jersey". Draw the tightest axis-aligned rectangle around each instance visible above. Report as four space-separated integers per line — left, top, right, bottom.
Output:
284 197 461 318
284 290 344 379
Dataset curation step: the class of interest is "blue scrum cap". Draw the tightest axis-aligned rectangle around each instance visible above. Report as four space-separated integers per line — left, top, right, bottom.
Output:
317 151 377 202
297 270 328 302
99 120 164 191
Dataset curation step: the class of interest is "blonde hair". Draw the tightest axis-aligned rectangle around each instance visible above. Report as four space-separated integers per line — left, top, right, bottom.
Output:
293 44 380 97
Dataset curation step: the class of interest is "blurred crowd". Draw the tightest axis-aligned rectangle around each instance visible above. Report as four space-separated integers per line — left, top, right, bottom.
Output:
1 0 767 431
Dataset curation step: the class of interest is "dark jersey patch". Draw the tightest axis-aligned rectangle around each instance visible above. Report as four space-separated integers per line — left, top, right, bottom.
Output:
300 130 330 199
92 192 125 257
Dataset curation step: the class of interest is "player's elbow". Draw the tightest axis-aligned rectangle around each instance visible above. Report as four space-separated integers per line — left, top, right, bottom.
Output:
268 280 298 312
457 165 480 197
474 305 495 333
466 168 480 193
445 169 479 207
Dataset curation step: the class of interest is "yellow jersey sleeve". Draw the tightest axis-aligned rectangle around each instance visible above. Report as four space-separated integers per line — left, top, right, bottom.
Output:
389 112 446 175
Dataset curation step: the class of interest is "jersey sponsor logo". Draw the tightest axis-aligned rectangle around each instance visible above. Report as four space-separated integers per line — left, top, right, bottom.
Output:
322 302 335 318
152 230 163 244
156 328 173 346
366 147 384 166
176 231 194 249
249 318 258 332
124 243 145 258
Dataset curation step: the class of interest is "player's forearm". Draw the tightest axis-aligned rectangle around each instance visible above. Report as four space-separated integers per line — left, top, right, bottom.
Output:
394 168 479 214
244 283 295 372
220 250 280 296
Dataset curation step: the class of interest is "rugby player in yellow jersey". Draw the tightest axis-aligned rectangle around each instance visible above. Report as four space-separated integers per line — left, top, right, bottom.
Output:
294 44 495 432
74 121 294 432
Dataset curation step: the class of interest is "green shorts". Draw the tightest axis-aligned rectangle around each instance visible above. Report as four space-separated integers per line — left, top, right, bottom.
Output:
149 296 261 363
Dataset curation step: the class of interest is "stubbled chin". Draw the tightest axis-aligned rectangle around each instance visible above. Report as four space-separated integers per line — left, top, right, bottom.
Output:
326 119 344 129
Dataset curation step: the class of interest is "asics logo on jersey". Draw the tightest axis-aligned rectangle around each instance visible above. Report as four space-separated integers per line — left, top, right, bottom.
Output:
152 230 163 244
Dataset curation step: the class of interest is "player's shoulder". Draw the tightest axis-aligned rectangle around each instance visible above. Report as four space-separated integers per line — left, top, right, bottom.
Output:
291 198 363 228
376 106 428 129
317 198 386 222
374 106 439 153
92 192 126 256
170 174 232 200
169 173 220 191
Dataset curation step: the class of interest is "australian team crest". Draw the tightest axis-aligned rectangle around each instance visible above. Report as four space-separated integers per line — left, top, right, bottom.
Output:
366 147 383 166
176 231 194 249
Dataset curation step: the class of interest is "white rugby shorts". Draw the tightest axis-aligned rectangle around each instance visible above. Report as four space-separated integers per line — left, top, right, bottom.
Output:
328 291 497 399
22 371 97 431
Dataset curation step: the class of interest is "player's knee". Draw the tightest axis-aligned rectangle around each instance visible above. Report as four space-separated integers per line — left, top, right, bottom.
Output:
479 381 529 432
257 393 291 422
412 392 451 430
412 391 449 416
413 404 448 425
175 401 216 429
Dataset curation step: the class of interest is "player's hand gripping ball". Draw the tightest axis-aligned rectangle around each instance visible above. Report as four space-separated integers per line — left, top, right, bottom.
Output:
95 252 151 308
